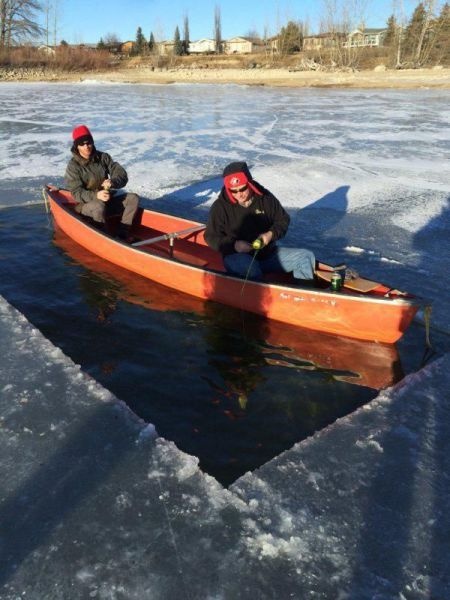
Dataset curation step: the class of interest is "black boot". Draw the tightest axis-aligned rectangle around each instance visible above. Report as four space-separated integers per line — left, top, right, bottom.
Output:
92 220 105 232
116 223 131 241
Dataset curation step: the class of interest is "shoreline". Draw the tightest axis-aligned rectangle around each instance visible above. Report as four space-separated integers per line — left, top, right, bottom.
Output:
1 65 450 89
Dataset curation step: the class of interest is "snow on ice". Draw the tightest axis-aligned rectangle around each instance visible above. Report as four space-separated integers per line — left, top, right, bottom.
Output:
0 82 449 598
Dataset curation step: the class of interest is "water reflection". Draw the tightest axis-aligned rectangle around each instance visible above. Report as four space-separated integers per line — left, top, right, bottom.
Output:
51 228 404 485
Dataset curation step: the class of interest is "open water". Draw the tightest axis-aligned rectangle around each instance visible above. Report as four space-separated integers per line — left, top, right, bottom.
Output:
0 203 430 485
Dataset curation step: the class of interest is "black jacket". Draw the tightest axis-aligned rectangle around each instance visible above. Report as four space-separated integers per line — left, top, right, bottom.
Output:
205 183 290 259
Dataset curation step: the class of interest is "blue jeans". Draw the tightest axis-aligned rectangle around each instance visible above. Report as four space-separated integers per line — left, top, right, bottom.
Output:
223 246 316 280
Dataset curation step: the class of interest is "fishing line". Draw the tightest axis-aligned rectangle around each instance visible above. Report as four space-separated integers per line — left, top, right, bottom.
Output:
420 304 436 367
239 246 260 338
41 186 53 229
239 249 259 298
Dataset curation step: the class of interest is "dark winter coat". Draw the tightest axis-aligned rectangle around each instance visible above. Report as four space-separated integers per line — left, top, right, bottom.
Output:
205 183 290 259
64 148 129 205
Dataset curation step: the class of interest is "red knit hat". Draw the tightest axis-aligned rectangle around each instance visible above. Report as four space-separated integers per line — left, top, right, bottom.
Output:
72 124 93 144
222 161 261 204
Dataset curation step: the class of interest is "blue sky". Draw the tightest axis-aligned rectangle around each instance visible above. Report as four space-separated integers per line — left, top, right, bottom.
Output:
52 0 417 45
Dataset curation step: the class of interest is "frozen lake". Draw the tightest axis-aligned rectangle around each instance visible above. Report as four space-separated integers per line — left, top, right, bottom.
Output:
0 82 449 598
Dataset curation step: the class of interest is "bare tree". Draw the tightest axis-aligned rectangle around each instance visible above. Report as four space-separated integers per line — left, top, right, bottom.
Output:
42 0 53 46
103 32 121 51
319 0 353 67
1 0 43 48
1 1 7 47
390 0 407 67
245 29 260 39
319 0 373 67
401 0 441 66
52 0 59 47
414 0 438 64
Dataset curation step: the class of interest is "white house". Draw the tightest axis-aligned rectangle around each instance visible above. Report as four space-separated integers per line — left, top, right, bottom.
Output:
188 39 216 54
38 44 56 56
224 37 265 54
156 41 175 55
343 28 387 48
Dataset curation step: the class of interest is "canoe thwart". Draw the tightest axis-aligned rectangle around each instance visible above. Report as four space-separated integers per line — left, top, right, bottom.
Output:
132 225 206 249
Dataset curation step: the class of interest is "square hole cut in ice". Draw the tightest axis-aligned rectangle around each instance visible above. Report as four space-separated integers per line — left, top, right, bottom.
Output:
0 206 417 487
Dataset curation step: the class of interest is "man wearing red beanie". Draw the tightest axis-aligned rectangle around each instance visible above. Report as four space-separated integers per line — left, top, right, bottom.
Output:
65 124 139 241
205 161 315 283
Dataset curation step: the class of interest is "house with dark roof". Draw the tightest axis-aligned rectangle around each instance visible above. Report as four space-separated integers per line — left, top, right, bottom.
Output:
303 32 346 51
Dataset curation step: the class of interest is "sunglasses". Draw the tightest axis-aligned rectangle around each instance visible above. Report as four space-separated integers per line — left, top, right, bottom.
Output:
229 184 248 194
77 140 92 147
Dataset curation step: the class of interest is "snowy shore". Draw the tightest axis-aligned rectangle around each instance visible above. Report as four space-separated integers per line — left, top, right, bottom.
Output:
1 65 450 88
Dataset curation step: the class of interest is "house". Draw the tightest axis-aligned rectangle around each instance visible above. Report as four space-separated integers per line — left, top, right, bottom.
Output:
343 28 387 48
38 45 55 56
303 32 346 51
224 36 265 54
188 38 216 54
267 36 280 53
119 41 134 54
156 41 176 55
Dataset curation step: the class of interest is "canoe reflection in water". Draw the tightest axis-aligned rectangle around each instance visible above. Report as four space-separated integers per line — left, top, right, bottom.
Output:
53 227 404 394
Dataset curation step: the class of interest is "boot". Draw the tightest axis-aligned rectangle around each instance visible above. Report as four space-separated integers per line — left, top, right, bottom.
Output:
92 220 105 232
116 223 131 241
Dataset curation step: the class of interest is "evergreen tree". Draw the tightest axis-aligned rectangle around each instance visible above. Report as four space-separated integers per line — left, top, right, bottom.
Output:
148 32 155 53
403 2 427 62
183 15 190 55
383 13 403 67
214 5 222 53
433 3 450 64
384 14 397 47
97 38 106 50
173 25 183 56
279 21 303 54
134 26 146 55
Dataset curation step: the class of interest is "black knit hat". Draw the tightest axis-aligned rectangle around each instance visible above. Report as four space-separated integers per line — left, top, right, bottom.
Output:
222 161 252 180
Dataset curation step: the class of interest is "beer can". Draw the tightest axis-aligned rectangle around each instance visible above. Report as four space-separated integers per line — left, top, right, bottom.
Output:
330 271 342 292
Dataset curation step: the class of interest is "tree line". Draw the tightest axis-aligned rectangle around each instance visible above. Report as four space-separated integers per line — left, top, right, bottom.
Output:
108 2 449 67
1 1 449 69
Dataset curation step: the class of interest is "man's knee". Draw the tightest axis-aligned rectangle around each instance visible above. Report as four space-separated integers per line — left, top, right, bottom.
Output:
296 249 316 279
303 249 315 265
82 200 105 222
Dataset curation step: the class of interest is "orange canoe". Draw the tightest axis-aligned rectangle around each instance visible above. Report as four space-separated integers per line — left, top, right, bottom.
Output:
53 229 404 391
45 187 421 343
